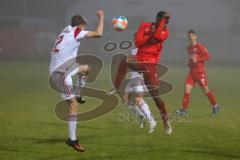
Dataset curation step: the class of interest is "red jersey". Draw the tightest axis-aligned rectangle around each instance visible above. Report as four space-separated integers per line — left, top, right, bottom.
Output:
135 19 169 63
187 43 210 73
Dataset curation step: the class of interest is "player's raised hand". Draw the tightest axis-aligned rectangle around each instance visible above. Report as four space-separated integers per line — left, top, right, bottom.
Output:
163 12 171 24
163 12 171 20
85 10 104 38
97 10 104 19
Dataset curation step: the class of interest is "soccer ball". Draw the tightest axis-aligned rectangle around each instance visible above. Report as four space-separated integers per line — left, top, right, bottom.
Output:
112 16 128 31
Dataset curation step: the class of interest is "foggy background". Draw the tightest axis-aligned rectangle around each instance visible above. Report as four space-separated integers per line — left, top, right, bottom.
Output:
0 0 240 65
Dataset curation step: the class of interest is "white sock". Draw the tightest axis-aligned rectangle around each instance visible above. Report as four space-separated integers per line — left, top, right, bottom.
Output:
68 113 77 141
127 101 146 119
75 74 88 96
139 100 154 122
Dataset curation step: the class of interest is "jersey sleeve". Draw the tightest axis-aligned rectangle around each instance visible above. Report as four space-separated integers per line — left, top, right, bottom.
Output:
74 27 89 41
134 22 153 48
196 44 210 62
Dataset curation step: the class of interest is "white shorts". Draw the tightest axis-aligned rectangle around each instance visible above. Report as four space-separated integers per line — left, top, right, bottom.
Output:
49 65 79 100
125 78 148 93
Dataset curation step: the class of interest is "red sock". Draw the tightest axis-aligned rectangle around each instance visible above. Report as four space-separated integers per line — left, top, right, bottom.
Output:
114 59 128 89
206 91 217 106
182 92 190 109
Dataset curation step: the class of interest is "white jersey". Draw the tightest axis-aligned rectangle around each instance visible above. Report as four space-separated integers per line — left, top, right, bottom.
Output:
49 25 89 73
129 48 144 79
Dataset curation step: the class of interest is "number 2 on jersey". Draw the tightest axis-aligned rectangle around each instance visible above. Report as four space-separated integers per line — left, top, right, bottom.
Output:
53 35 64 53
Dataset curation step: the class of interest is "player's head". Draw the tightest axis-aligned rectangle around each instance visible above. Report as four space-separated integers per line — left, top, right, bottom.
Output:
71 15 87 29
188 29 198 42
156 11 170 25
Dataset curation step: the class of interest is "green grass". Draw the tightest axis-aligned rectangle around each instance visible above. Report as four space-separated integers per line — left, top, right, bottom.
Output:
0 61 240 160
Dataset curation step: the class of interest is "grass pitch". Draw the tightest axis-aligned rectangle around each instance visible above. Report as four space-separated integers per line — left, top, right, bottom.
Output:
0 61 240 160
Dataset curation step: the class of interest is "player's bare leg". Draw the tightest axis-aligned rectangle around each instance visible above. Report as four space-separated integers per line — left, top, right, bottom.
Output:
75 65 91 104
146 85 172 134
138 62 172 134
114 56 171 134
176 84 193 115
201 86 219 116
135 93 156 133
66 98 85 152
126 56 140 71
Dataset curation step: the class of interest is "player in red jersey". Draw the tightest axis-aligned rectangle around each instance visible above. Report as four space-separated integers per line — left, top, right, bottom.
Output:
111 11 172 134
175 30 220 116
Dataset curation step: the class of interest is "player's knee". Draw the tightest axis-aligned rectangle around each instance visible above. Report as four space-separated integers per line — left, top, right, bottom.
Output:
203 86 210 94
68 98 78 113
185 88 191 94
149 90 159 97
148 86 160 97
185 85 192 93
79 65 91 75
126 56 136 64
126 57 132 64
86 65 91 75
135 96 143 105
67 99 78 113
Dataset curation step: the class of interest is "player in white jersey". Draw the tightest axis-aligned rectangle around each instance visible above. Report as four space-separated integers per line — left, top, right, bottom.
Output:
109 48 157 133
49 10 104 152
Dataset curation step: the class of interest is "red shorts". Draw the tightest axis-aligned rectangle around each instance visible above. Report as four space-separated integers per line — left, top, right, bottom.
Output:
136 53 159 64
185 71 208 87
135 55 159 87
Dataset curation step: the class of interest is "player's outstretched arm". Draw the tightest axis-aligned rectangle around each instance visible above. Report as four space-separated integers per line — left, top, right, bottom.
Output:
86 10 104 38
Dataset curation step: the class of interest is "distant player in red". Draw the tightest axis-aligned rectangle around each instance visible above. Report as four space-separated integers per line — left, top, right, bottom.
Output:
111 11 172 134
176 30 220 116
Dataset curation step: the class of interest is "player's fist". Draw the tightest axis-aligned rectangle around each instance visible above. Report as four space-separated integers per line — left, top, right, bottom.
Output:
163 12 171 24
97 10 104 19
